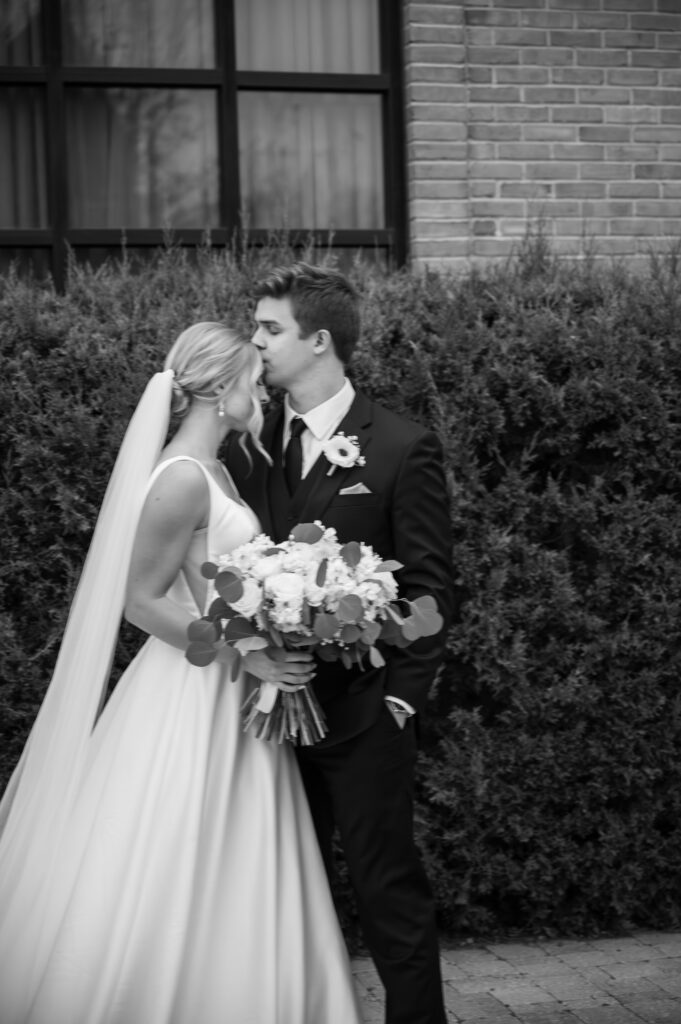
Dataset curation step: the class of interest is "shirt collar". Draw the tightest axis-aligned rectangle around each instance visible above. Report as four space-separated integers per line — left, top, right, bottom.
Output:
284 378 355 441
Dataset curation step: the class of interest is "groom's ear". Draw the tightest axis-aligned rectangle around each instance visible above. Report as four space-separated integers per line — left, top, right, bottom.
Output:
312 329 333 355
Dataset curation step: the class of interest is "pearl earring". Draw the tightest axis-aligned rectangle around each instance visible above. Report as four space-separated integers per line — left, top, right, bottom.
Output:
217 401 225 418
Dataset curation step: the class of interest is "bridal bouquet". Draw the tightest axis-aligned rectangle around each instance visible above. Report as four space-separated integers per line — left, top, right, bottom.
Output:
185 522 443 745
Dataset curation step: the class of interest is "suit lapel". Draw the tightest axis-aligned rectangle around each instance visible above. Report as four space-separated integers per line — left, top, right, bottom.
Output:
290 391 374 526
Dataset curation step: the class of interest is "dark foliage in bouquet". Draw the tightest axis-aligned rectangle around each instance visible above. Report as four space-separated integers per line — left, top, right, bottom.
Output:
184 521 442 744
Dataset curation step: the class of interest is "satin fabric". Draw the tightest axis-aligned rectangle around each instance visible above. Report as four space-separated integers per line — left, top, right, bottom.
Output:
0 458 361 1024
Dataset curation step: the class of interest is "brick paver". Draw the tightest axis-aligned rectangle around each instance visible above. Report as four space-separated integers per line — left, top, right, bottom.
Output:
351 932 681 1024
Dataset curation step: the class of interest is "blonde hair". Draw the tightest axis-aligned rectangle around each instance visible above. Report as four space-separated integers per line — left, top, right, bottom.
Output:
163 322 269 463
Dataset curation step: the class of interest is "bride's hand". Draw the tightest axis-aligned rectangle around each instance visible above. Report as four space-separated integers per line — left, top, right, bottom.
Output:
241 647 316 692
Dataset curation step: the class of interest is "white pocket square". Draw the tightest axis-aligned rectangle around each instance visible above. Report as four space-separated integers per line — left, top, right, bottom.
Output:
339 482 372 496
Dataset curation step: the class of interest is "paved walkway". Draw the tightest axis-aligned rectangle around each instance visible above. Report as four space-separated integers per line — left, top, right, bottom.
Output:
352 932 681 1023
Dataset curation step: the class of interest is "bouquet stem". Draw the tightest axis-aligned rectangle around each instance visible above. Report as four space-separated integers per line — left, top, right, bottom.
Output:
241 682 328 745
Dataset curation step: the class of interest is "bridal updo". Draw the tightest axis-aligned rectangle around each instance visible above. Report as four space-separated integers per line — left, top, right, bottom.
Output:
163 322 268 459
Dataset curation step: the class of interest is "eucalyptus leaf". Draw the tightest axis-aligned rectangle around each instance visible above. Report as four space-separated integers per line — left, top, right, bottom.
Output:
187 618 220 643
368 645 386 668
289 522 324 544
400 617 420 642
316 557 328 587
224 616 261 642
215 570 244 604
220 645 241 673
313 612 340 640
337 594 363 624
341 623 362 644
208 597 234 619
185 641 218 667
340 541 362 568
409 601 443 637
379 617 403 644
361 621 381 645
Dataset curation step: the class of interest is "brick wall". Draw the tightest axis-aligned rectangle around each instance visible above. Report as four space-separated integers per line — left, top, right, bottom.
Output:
403 0 681 271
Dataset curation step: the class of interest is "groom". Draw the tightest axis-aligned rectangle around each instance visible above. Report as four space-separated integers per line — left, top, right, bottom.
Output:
227 262 453 1024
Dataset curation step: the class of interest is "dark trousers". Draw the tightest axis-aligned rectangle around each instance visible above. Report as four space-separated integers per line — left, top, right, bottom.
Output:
296 705 447 1024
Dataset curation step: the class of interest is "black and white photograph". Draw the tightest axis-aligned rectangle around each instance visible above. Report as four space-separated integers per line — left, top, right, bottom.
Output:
1 2 681 1023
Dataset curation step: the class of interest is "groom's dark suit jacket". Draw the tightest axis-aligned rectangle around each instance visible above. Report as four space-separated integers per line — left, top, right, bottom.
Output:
226 390 454 745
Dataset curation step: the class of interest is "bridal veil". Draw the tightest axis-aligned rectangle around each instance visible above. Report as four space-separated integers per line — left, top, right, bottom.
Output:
0 370 173 981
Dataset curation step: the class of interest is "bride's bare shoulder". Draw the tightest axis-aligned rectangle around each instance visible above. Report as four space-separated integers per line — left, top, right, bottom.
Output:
144 457 209 521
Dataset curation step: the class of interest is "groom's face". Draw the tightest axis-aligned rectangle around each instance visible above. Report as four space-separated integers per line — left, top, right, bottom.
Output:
251 296 315 392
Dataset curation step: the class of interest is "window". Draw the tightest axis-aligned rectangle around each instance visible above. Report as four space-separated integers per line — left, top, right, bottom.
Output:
0 0 405 285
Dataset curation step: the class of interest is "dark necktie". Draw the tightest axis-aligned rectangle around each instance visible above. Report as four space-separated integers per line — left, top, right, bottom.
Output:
284 416 305 494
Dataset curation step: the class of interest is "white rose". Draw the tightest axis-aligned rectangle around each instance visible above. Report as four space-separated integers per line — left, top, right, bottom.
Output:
264 572 305 606
303 581 323 602
251 552 285 580
230 577 262 618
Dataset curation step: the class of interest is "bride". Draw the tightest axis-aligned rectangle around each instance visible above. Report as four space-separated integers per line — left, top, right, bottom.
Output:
0 323 362 1024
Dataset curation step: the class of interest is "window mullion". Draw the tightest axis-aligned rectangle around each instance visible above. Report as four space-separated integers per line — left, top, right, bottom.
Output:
58 68 222 86
236 71 389 93
46 0 66 287
216 0 240 236
379 0 406 264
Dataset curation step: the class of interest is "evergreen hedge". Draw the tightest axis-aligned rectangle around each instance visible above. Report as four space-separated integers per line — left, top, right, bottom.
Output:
2 237 681 941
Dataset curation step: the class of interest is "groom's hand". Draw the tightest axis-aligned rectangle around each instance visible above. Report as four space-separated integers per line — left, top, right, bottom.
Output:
243 647 316 691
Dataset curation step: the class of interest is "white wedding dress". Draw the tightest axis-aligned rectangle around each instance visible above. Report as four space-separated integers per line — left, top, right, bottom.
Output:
0 458 361 1024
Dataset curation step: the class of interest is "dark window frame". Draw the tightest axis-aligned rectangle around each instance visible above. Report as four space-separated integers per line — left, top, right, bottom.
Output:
0 0 406 287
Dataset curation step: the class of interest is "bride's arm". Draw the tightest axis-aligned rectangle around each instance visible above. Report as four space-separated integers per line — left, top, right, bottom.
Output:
124 460 209 648
124 461 314 687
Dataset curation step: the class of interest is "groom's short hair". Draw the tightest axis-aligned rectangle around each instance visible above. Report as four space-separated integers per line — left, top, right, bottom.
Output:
254 262 360 364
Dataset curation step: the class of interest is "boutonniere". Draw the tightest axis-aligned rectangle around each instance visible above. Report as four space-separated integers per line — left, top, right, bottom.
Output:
322 432 366 476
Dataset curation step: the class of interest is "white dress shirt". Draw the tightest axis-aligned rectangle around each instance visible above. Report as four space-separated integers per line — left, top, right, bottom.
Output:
282 378 355 476
282 380 416 722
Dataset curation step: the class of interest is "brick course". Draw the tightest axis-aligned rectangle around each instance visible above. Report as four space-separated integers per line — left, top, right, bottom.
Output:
403 0 681 271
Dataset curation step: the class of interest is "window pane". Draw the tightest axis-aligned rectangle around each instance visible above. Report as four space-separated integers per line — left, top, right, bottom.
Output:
0 0 42 65
61 0 214 68
66 88 219 229
239 93 384 230
0 247 51 279
309 246 389 272
70 245 162 270
235 0 379 73
0 87 47 228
